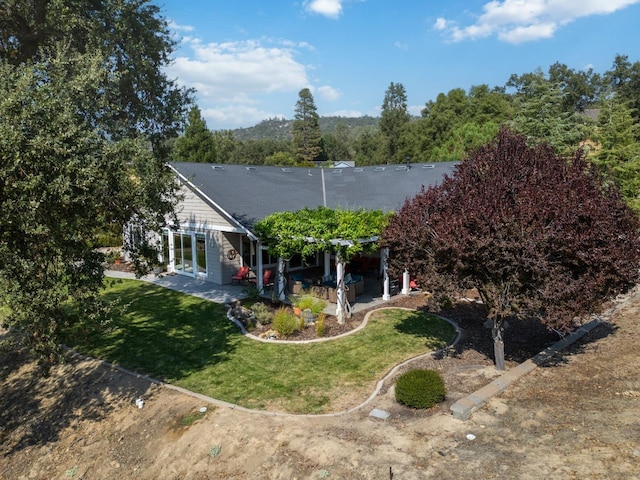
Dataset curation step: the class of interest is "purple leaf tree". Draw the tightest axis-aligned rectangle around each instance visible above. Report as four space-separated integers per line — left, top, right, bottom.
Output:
382 128 640 369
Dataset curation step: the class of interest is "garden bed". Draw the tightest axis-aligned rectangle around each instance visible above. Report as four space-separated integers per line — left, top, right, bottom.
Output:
230 298 361 341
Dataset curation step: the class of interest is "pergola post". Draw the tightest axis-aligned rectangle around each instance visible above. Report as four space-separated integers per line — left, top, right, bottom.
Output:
401 269 411 295
335 258 346 324
382 248 391 301
277 257 286 302
256 242 264 292
323 251 331 278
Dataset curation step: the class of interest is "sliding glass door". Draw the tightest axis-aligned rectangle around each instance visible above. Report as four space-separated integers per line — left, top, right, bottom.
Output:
170 231 206 276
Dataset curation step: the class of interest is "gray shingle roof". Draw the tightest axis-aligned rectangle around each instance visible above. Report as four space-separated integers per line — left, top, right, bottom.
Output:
169 162 458 231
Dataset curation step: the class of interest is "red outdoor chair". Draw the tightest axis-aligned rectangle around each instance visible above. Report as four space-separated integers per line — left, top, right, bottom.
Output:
250 269 274 290
231 266 250 284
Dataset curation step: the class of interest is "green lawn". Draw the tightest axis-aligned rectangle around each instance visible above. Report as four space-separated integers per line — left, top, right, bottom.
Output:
75 279 456 414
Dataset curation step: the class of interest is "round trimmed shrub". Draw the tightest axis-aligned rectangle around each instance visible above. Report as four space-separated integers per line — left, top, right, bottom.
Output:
395 369 446 409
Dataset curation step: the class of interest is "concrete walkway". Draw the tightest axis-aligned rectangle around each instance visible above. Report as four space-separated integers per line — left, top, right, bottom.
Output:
104 270 398 315
105 270 248 304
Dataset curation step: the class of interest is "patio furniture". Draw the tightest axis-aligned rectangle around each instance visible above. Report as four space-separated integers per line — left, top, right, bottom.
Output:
249 269 274 290
328 284 356 304
231 266 250 284
290 273 311 294
323 273 365 295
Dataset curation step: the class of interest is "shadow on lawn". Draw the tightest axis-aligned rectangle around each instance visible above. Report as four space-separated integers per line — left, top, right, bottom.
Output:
393 310 456 349
91 280 239 382
0 331 153 456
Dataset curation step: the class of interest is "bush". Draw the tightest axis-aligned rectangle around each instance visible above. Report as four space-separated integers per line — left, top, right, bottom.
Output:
291 294 314 311
104 250 121 264
93 232 123 248
310 297 327 315
272 307 298 337
395 369 446 409
251 302 273 325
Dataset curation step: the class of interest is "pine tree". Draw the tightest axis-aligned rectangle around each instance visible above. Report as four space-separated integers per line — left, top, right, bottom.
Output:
379 82 410 163
291 88 323 163
174 106 217 163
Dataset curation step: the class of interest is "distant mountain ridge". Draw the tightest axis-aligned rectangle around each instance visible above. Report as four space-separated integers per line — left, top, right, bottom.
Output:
231 115 379 141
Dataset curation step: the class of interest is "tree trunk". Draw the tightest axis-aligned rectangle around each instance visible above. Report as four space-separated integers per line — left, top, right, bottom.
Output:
492 317 506 371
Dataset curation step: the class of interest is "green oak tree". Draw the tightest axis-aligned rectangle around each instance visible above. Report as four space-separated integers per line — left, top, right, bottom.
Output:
606 54 640 123
322 123 353 163
264 151 297 166
212 130 239 164
0 0 191 366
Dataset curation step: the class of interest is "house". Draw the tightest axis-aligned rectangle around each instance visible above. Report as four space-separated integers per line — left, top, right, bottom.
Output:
159 162 457 291
331 160 355 168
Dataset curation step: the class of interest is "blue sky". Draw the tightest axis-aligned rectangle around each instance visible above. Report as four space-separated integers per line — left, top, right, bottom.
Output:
160 0 640 130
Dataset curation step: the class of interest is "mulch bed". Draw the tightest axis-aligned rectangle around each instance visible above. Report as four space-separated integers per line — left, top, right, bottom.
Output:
236 293 563 365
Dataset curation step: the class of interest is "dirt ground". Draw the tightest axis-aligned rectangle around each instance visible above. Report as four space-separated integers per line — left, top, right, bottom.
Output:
1 289 639 480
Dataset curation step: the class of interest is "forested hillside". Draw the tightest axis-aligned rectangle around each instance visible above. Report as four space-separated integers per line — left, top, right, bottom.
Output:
232 116 379 141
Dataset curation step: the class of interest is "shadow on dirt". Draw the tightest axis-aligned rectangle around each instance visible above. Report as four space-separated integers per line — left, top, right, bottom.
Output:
0 340 152 456
420 301 566 365
537 320 618 368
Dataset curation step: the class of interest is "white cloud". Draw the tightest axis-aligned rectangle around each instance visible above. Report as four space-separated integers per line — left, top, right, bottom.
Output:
201 105 279 130
168 20 195 33
434 17 448 30
166 38 311 128
317 85 342 101
408 105 423 117
305 0 344 18
436 0 640 43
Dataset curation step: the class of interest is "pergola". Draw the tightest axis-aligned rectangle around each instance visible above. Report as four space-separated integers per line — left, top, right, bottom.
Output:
252 207 421 322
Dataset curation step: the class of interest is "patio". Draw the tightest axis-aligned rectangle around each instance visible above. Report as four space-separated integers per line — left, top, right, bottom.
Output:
105 269 407 316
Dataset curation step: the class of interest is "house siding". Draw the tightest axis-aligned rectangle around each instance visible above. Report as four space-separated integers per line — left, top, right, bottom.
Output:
175 184 236 230
212 231 245 285
153 184 251 285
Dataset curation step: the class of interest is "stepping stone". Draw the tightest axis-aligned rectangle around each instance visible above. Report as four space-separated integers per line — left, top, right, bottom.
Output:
369 408 390 420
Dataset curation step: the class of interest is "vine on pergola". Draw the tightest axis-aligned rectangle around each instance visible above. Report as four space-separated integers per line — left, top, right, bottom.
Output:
254 206 390 262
